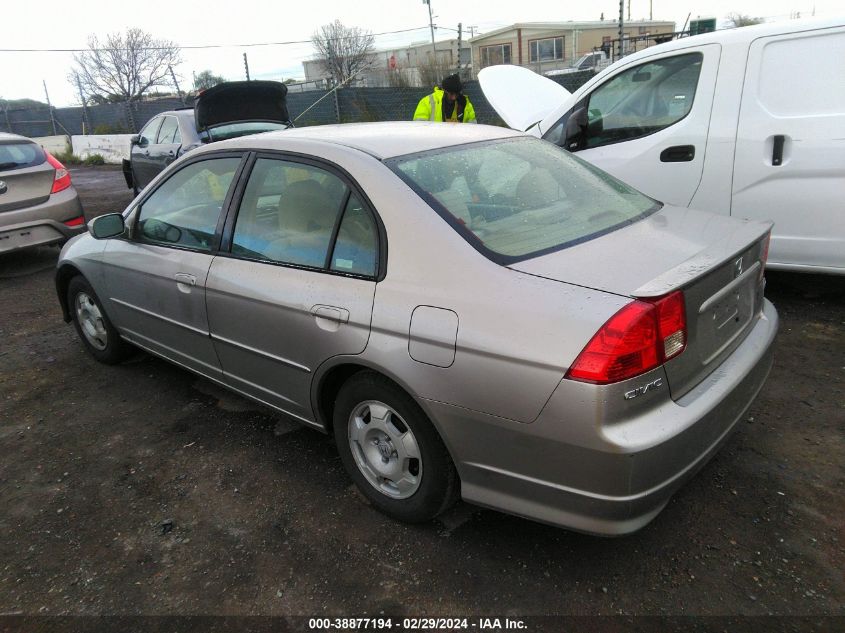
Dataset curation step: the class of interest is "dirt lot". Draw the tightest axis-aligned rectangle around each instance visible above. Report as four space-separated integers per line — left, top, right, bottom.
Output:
0 166 843 618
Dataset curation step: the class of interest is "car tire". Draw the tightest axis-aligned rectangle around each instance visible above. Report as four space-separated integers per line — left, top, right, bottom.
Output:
333 371 460 523
67 276 132 365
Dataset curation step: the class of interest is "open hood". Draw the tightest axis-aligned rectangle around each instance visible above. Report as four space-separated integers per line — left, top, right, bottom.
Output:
194 80 290 130
477 65 571 132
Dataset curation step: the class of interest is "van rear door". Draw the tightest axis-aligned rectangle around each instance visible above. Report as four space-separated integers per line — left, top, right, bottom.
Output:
731 25 845 272
541 44 721 208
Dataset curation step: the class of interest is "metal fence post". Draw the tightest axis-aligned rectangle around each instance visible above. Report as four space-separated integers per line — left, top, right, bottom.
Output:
124 100 137 133
2 105 12 134
333 88 341 124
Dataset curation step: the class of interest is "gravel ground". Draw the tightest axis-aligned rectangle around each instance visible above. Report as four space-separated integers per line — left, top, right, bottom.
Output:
0 166 842 618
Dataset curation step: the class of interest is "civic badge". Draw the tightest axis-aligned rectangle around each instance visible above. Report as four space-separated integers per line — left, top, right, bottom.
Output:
0 181 7 195
734 256 744 278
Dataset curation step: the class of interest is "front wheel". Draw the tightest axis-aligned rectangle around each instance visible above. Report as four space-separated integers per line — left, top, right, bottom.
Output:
333 371 459 523
67 276 132 364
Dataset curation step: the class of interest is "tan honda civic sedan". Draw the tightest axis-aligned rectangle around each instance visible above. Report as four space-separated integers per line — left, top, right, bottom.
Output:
56 122 777 535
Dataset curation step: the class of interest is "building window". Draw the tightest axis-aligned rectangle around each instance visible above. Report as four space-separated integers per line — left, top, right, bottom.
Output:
638 27 649 34
529 37 565 62
480 43 512 67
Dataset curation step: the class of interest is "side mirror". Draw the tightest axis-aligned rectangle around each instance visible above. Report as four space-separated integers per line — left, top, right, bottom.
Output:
130 135 140 146
563 107 588 152
88 213 125 240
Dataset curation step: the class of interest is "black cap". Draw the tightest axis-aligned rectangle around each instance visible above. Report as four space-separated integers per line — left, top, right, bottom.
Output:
441 74 462 94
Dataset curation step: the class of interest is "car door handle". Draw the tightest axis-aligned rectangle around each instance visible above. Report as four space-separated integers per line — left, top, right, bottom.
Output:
772 135 785 166
660 145 695 162
311 305 349 323
174 273 196 286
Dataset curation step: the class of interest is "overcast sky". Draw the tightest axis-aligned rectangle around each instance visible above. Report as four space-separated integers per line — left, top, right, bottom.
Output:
0 0 839 106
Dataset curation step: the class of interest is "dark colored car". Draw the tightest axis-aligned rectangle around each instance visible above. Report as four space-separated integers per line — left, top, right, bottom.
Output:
122 81 292 194
0 133 85 254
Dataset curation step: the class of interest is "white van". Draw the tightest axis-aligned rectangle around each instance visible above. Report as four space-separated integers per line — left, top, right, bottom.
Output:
480 17 845 274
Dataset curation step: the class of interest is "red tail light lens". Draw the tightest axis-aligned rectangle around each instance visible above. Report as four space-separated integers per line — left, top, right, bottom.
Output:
566 291 687 385
45 152 72 194
63 216 85 227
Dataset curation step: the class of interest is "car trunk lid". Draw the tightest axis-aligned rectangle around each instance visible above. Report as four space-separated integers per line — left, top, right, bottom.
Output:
0 140 54 213
510 205 772 399
194 80 291 131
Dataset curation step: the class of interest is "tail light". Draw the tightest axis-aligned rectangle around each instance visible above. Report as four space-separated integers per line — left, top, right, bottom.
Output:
63 216 85 227
566 291 687 385
45 152 72 194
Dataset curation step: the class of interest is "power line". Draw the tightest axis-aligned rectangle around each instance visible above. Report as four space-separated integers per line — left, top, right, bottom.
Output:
0 25 431 53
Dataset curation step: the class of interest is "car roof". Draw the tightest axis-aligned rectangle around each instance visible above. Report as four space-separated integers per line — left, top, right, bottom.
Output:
0 132 36 144
620 16 843 65
208 121 525 159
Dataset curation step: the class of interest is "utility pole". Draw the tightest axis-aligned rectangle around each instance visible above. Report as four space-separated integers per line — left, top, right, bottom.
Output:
618 0 625 59
456 22 463 74
627 0 631 21
169 65 186 105
42 80 56 136
423 0 436 55
74 73 91 135
243 52 251 81
650 0 653 20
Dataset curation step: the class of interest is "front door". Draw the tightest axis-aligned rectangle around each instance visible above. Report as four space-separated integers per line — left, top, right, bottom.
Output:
731 26 845 271
131 117 163 190
148 115 183 180
544 44 721 207
102 155 244 376
206 156 379 423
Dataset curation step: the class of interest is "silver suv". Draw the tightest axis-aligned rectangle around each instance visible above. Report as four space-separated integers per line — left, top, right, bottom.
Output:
0 133 84 254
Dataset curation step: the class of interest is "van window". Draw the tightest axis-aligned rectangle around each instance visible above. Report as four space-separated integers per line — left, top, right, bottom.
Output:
757 31 845 117
545 53 702 149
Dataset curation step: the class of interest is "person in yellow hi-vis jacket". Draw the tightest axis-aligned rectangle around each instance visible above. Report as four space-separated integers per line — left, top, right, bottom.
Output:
413 74 476 124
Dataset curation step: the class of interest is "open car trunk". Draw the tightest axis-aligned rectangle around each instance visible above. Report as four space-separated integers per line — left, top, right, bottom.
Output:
194 80 291 132
510 205 772 400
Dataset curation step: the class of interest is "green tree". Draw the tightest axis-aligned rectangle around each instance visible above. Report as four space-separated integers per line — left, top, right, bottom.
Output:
193 70 226 91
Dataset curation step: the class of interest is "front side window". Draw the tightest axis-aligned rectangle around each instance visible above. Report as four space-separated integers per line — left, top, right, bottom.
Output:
530 37 564 62
137 157 241 251
480 44 512 68
138 118 162 146
232 158 377 275
544 53 703 149
389 138 658 263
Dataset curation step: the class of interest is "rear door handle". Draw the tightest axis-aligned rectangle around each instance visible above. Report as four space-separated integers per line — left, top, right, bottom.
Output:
660 145 695 162
174 273 196 286
311 305 349 323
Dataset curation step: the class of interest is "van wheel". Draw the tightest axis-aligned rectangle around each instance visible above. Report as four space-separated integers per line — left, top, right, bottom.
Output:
67 276 131 364
333 371 459 523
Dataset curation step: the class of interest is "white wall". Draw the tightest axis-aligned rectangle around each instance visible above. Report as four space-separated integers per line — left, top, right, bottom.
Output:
71 134 134 164
32 135 71 155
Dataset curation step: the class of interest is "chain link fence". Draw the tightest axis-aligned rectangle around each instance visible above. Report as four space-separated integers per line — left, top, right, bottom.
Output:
0 71 594 138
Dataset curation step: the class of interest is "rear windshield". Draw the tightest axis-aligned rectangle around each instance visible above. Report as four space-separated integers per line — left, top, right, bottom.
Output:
388 137 659 264
0 142 46 172
200 121 288 143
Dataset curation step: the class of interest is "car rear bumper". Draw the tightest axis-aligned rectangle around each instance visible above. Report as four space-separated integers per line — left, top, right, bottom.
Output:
423 299 778 536
0 188 84 254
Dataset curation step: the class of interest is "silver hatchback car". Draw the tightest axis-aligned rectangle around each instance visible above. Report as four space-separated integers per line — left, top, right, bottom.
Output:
1 133 85 254
56 122 778 535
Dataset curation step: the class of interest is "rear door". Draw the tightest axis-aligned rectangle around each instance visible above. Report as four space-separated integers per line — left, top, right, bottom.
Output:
102 154 245 376
148 115 182 178
731 25 845 271
206 155 379 423
543 45 721 207
131 117 163 190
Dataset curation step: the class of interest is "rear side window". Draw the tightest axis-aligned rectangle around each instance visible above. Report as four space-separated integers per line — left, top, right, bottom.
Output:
0 142 46 172
389 137 658 263
232 158 379 276
137 157 241 251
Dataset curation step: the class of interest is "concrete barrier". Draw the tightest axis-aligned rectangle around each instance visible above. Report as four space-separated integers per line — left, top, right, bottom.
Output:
32 135 71 155
71 134 134 164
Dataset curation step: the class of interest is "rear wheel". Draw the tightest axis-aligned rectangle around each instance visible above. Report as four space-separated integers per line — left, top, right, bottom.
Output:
333 371 459 523
67 276 131 364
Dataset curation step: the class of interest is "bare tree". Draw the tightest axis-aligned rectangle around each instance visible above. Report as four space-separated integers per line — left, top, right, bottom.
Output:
417 55 457 90
311 20 375 86
726 13 765 28
70 28 182 102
